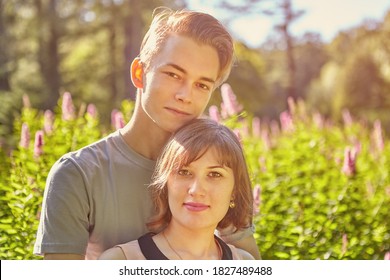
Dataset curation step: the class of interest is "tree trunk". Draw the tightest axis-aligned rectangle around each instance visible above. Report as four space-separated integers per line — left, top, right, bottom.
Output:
122 0 143 101
35 0 61 109
0 0 11 91
108 2 118 109
280 0 297 101
282 25 296 101
46 0 61 108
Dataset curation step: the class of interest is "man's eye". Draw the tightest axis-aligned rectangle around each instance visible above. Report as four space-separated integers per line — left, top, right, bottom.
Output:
196 82 210 91
166 72 180 79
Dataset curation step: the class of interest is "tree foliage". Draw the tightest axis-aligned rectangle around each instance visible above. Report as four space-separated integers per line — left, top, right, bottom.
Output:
1 1 390 148
306 12 390 130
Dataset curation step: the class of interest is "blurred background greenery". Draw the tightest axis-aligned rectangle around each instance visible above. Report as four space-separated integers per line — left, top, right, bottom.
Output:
1 0 390 150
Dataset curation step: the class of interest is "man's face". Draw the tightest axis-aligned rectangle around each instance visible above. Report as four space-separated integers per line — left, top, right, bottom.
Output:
140 34 220 133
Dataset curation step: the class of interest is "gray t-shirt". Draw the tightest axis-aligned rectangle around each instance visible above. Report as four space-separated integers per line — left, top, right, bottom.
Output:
34 130 254 259
34 130 155 260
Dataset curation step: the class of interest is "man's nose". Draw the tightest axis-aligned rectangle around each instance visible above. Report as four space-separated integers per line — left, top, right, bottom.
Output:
175 83 192 103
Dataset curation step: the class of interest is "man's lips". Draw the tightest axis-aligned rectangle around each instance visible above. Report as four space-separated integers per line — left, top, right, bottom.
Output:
165 107 190 116
183 202 209 212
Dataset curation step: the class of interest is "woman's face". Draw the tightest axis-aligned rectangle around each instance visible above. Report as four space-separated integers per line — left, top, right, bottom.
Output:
167 148 235 231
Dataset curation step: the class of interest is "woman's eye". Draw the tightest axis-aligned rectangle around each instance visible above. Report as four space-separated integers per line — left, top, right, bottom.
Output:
209 171 222 178
178 169 190 176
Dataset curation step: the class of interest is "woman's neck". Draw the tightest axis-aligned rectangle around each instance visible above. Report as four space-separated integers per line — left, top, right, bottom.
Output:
154 224 221 260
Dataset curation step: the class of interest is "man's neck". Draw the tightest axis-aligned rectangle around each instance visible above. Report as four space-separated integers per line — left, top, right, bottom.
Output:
119 106 172 160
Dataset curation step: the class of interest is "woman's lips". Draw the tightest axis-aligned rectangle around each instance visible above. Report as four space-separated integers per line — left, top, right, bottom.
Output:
183 202 209 212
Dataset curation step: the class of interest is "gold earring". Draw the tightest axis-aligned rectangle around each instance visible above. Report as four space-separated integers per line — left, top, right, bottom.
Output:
229 200 235 209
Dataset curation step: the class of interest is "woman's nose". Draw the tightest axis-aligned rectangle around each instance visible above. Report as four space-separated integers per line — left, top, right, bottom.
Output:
188 178 206 196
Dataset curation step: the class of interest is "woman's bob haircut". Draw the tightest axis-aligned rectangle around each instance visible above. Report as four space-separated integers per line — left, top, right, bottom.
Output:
147 118 253 233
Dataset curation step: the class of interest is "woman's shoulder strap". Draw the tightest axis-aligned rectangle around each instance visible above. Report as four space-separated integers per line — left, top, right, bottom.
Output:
215 235 233 260
138 232 169 260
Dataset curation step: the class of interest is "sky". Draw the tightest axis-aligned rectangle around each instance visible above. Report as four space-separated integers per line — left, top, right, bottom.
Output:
187 0 390 47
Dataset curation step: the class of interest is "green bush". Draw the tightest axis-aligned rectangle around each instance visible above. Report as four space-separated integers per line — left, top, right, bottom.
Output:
242 102 390 260
0 93 388 260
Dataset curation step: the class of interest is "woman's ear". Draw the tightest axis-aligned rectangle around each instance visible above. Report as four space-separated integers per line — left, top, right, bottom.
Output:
130 57 143 89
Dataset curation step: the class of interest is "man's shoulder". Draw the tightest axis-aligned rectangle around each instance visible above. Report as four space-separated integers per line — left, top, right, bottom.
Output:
63 131 119 160
46 131 123 188
229 245 255 260
52 131 119 171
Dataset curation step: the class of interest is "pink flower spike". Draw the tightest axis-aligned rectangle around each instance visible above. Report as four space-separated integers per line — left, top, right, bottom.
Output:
342 109 353 127
208 105 220 123
341 234 348 255
342 146 357 176
220 83 243 116
62 92 75 121
354 141 362 155
384 251 390 260
114 111 125 130
261 130 271 150
34 130 44 157
111 109 119 128
280 111 294 132
43 110 54 135
270 120 280 136
20 123 30 148
287 96 296 114
220 102 228 119
233 129 243 146
87 104 98 119
22 94 31 108
372 120 384 152
253 184 261 215
312 112 324 129
240 122 249 138
252 117 261 137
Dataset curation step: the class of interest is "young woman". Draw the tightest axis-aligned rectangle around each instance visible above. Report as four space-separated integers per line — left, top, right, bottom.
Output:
99 118 256 260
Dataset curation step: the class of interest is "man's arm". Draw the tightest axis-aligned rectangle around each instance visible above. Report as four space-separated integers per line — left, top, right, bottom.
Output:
98 247 127 260
34 158 90 259
44 253 85 260
228 234 261 260
218 225 261 260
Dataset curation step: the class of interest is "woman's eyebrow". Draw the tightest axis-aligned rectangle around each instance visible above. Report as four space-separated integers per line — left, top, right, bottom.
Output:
207 165 225 169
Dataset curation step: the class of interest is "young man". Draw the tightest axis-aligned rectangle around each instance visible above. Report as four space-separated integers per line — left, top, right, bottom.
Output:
34 7 260 260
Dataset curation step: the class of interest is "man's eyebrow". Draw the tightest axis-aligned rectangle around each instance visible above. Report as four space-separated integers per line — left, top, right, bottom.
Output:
165 63 216 84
